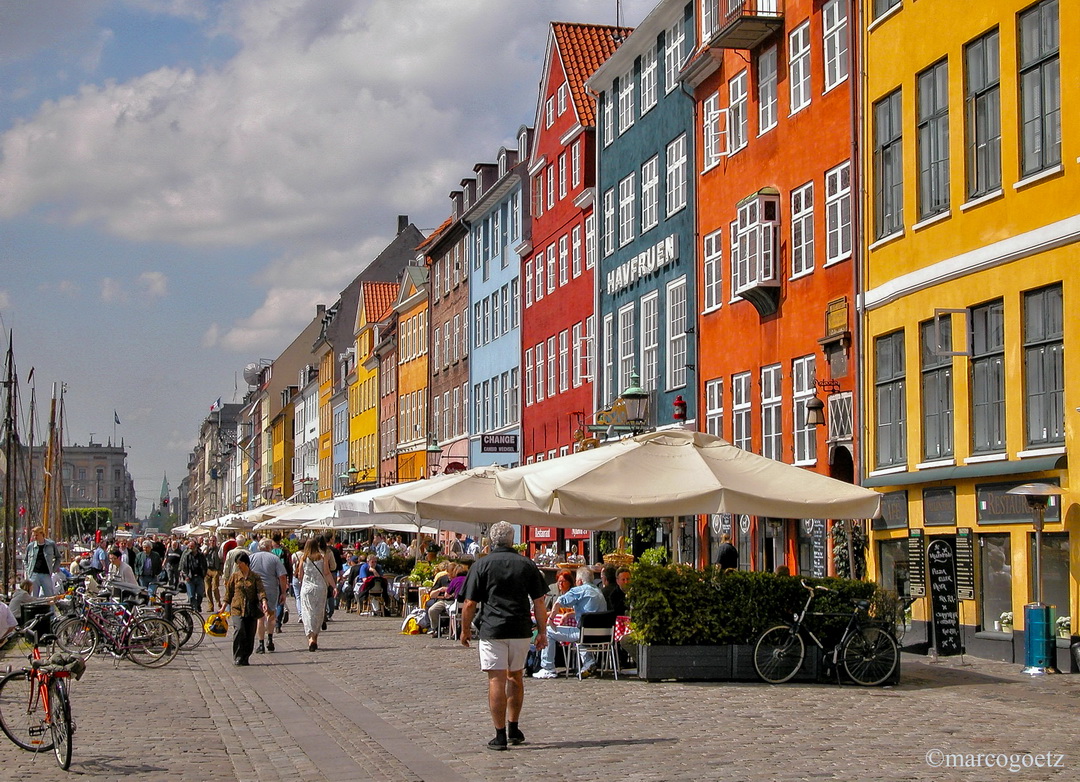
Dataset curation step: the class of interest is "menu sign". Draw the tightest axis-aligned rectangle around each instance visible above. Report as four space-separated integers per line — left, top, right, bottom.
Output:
955 528 975 600
802 519 828 578
907 529 926 597
927 538 962 656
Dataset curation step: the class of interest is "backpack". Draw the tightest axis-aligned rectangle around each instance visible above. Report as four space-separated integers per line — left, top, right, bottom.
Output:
400 608 428 634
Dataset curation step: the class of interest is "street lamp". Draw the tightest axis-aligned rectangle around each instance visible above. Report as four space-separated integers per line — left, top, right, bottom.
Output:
426 434 443 475
806 379 840 428
621 371 649 432
1006 482 1064 675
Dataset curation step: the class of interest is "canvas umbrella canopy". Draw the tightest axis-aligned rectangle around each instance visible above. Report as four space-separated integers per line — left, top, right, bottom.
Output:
369 466 621 531
494 429 882 520
253 501 338 529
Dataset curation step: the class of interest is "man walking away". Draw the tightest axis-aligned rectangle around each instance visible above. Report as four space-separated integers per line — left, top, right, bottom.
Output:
249 539 288 653
460 521 548 751
178 539 207 612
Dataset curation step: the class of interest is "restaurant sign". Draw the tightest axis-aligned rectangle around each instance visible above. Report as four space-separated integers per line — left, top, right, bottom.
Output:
976 479 1061 524
528 526 555 541
481 434 519 453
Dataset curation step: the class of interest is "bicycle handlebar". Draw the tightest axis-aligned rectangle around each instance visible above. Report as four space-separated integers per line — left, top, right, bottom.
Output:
800 579 834 593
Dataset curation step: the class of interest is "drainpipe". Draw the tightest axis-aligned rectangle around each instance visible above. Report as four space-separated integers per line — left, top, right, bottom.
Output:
851 0 868 579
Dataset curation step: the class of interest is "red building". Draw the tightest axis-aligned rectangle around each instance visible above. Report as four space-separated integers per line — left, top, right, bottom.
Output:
520 22 630 559
688 1 859 573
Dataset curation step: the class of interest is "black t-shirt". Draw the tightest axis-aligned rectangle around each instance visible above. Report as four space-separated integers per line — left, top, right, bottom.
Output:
602 583 627 616
461 547 548 640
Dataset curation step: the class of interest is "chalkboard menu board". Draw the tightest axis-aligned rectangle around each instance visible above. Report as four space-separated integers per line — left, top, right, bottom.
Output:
927 538 962 656
907 529 926 597
808 519 828 578
955 528 975 600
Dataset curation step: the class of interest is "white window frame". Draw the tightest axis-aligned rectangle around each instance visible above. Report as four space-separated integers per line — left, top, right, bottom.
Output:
545 96 554 127
825 161 852 264
758 46 778 134
617 304 636 395
641 156 660 231
792 355 817 465
535 341 545 402
761 364 783 460
546 335 557 398
732 372 752 451
602 189 616 257
573 322 584 388
618 69 635 134
790 181 814 278
822 0 849 93
558 152 567 200
534 255 544 302
789 22 811 114
728 70 748 154
571 225 582 278
546 165 555 211
525 348 534 406
702 92 722 170
559 235 569 286
641 46 658 114
602 313 614 404
618 173 636 247
665 134 687 216
602 92 613 147
641 292 659 392
571 140 581 187
585 214 596 269
705 376 724 437
524 259 533 308
731 195 779 297
558 83 567 114
559 330 569 393
664 17 685 94
703 228 723 312
546 245 556 294
667 276 688 390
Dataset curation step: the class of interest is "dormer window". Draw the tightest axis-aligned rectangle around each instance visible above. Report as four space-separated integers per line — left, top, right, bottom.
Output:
498 150 508 178
731 191 781 316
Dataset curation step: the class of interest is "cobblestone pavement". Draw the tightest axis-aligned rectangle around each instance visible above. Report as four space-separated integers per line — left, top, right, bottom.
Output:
1 605 1076 782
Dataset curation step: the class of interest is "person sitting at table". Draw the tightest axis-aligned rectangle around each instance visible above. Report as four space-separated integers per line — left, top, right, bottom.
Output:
600 566 627 616
532 566 607 680
546 569 574 612
355 554 387 611
427 562 468 635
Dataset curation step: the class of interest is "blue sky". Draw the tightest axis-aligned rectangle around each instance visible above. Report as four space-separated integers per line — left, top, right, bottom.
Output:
0 0 656 514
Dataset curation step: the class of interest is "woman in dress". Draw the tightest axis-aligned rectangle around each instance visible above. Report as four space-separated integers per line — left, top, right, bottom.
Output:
297 537 335 651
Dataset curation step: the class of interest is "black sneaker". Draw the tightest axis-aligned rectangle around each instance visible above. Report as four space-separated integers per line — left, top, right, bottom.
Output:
255 641 265 654
508 728 525 746
487 735 508 751
266 637 275 652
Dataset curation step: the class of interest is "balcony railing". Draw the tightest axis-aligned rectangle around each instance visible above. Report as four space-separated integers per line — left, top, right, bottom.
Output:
709 0 784 51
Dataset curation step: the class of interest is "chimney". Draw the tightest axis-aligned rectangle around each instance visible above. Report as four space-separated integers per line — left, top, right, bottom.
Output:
397 215 409 234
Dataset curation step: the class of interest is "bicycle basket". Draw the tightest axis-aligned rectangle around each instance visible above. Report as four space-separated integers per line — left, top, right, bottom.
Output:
204 612 229 637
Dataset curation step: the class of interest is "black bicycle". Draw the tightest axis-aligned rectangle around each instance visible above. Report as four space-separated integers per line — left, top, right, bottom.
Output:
754 580 900 686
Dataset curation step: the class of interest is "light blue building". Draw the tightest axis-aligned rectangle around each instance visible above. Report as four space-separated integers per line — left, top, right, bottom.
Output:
587 0 698 430
465 129 533 468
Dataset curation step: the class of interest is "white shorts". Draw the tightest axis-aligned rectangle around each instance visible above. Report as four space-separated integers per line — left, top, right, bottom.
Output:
478 638 531 672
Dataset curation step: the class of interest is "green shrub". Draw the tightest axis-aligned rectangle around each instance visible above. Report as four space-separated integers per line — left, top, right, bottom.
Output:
627 563 878 646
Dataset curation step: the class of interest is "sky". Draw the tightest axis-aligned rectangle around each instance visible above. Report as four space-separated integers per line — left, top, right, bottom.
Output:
0 0 658 516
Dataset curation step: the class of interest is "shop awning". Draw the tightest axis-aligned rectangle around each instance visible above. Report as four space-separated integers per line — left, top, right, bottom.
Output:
862 454 1066 488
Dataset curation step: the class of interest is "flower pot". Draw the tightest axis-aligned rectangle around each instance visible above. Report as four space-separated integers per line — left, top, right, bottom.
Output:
636 644 732 681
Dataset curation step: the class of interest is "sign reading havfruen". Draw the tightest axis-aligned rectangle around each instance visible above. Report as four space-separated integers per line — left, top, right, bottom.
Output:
481 434 518 453
605 235 679 295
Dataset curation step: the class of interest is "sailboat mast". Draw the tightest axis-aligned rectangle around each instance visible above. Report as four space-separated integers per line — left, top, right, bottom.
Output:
2 336 18 591
41 385 61 542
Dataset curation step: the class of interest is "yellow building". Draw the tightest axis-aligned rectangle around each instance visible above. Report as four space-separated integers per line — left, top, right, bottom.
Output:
350 281 397 489
393 266 431 483
316 329 335 501
860 0 1076 665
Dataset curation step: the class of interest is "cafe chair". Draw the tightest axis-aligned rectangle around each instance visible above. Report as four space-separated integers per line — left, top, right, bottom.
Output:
358 577 389 616
447 600 464 640
570 611 619 681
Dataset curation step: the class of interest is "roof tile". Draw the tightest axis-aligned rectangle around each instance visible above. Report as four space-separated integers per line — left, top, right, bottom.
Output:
552 22 633 128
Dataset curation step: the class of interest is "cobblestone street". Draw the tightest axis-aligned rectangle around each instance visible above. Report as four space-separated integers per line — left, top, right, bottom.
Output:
1 607 1076 782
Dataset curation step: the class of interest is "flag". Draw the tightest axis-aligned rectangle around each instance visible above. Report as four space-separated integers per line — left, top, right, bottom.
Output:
114 411 121 425
210 397 222 412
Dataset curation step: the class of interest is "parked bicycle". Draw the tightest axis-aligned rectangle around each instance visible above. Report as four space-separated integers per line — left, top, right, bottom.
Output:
0 612 85 769
51 585 179 668
754 579 900 686
135 586 205 650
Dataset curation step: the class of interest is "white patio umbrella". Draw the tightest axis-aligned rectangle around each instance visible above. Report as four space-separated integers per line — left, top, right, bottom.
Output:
253 501 337 529
370 466 621 531
495 429 882 520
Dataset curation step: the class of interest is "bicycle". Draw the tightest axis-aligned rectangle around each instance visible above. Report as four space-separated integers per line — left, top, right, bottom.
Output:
754 579 900 686
51 585 179 668
0 612 85 769
135 587 206 650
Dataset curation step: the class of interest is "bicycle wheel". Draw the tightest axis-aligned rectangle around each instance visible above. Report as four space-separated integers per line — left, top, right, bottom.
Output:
48 679 72 770
0 671 54 752
175 608 205 650
126 618 179 668
53 618 99 659
754 625 806 684
842 626 899 686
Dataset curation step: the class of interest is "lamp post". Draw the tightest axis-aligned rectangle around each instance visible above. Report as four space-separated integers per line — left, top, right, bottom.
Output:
299 476 316 503
426 434 443 476
621 372 649 432
1006 482 1063 675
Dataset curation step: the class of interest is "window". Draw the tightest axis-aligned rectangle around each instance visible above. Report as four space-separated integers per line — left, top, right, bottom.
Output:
559 235 569 286
790 182 814 278
1023 283 1064 447
618 174 636 246
603 313 614 404
602 91 614 147
641 46 658 113
546 165 554 210
1018 0 1061 176
667 278 687 389
664 16 685 94
789 22 811 113
618 304 636 394
524 260 533 307
822 0 848 92
761 364 782 460
533 175 543 219
979 533 1012 630
758 46 778 134
873 0 900 21
585 315 596 382
545 96 554 127
618 69 635 134
873 90 904 239
701 0 718 41
702 92 722 170
535 341 545 402
525 348 534 406
558 152 567 199
792 355 816 464
573 322 583 387
965 29 1001 198
585 214 596 269
602 188 615 256
473 302 482 348
547 336 557 398
641 156 659 231
705 377 723 437
546 245 556 294
666 134 687 216
703 229 723 312
533 256 544 302
825 161 852 263
731 195 779 297
875 330 906 468
641 292 659 392
571 226 582 278
728 70 748 153
558 83 567 114
971 299 1005 453
511 277 519 328
921 318 954 460
571 140 581 187
732 372 752 451
917 60 950 219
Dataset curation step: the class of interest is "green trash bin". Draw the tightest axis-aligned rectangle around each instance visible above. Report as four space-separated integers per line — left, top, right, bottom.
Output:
1023 604 1054 673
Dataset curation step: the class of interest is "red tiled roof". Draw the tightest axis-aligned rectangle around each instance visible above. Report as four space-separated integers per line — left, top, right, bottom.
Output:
552 22 633 128
416 216 452 253
362 281 397 324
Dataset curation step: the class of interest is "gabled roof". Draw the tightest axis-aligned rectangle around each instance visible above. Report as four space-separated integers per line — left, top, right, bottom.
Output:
416 216 453 254
359 281 397 329
552 22 633 128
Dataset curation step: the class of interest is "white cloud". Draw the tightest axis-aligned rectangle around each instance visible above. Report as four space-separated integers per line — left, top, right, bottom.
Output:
201 322 220 348
0 289 10 310
137 271 168 298
100 277 128 303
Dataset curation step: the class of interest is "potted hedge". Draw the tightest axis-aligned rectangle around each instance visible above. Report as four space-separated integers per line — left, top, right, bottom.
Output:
625 564 880 682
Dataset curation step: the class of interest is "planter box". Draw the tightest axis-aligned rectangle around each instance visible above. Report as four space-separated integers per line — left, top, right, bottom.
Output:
637 644 732 681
